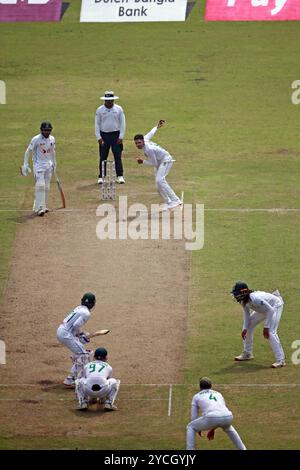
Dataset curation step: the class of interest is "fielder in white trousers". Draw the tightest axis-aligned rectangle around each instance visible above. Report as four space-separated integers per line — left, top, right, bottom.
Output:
56 293 96 386
243 304 284 362
75 347 120 411
186 378 246 450
231 284 286 367
135 120 182 210
21 122 56 217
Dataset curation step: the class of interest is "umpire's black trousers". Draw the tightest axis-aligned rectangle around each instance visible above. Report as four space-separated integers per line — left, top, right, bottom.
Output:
99 131 124 177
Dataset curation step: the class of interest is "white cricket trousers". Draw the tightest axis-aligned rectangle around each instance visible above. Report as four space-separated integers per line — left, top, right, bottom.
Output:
243 305 285 362
154 160 180 204
57 325 88 378
33 165 53 212
76 376 120 405
186 414 246 450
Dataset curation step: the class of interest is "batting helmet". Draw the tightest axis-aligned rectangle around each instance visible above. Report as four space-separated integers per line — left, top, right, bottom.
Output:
199 377 212 390
40 121 53 130
81 292 96 309
231 281 250 302
94 347 108 360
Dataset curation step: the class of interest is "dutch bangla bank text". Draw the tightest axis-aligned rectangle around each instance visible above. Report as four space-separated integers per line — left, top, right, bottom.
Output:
95 0 175 18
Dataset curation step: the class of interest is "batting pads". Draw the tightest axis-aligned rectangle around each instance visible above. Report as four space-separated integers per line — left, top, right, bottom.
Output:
34 180 46 212
33 168 52 212
72 351 94 379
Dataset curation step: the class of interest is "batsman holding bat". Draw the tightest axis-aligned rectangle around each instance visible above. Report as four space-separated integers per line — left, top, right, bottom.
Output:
135 120 182 210
21 122 57 217
56 292 110 388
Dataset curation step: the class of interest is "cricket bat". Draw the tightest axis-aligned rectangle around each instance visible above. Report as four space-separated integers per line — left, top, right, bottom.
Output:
54 171 66 208
87 329 110 339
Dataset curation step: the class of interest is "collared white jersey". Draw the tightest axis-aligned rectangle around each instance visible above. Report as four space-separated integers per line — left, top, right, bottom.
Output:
242 291 284 329
24 133 56 170
142 127 172 168
61 305 91 336
95 104 126 139
84 360 113 380
191 389 232 420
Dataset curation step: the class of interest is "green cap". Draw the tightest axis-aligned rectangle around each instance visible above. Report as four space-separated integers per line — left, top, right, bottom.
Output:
40 121 53 130
94 347 108 360
81 292 96 307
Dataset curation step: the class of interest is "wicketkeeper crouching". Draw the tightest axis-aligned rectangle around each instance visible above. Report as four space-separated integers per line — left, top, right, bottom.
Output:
75 347 120 411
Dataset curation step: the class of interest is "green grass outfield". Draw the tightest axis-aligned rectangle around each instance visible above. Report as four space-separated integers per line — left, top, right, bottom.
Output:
1 0 300 449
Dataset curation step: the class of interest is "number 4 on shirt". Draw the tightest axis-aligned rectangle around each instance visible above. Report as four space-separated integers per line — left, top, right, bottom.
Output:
209 393 217 402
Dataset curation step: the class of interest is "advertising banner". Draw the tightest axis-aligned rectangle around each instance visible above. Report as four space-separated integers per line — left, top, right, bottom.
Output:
205 0 300 21
80 0 188 22
0 0 63 22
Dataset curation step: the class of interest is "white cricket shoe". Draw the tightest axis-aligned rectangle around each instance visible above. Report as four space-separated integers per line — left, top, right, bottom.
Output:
271 361 286 368
104 402 118 411
167 200 182 210
37 208 45 217
98 177 103 184
77 401 88 411
117 176 125 184
234 352 254 361
63 377 75 388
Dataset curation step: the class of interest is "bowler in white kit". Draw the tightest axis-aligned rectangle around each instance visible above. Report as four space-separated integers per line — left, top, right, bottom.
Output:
231 281 286 368
21 122 56 216
186 377 246 450
135 120 182 210
75 347 120 411
57 293 96 387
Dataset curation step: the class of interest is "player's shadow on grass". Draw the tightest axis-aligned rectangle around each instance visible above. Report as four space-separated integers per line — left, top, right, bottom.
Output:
71 406 109 419
215 362 271 375
9 213 37 224
77 183 99 191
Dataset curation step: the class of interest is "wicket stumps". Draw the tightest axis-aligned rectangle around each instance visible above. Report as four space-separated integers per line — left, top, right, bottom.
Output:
101 160 116 200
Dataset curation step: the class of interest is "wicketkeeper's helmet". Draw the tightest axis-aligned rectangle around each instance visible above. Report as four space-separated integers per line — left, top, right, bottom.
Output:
94 347 108 360
231 281 250 302
81 292 96 309
40 121 53 130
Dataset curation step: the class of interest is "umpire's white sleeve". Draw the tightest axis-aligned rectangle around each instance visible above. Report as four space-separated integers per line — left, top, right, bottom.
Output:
119 108 126 139
95 110 101 140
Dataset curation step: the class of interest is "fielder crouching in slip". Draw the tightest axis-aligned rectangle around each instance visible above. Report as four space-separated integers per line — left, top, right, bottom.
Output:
57 293 96 388
231 282 286 368
186 377 246 450
75 347 120 411
21 121 56 217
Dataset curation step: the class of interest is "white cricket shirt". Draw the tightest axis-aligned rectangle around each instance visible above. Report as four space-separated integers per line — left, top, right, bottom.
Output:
95 104 126 139
24 133 56 170
191 389 232 420
242 291 284 329
84 360 113 380
61 305 91 336
142 127 172 168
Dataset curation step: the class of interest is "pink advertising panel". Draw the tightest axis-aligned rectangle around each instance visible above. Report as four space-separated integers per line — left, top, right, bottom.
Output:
205 0 300 21
0 0 62 22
